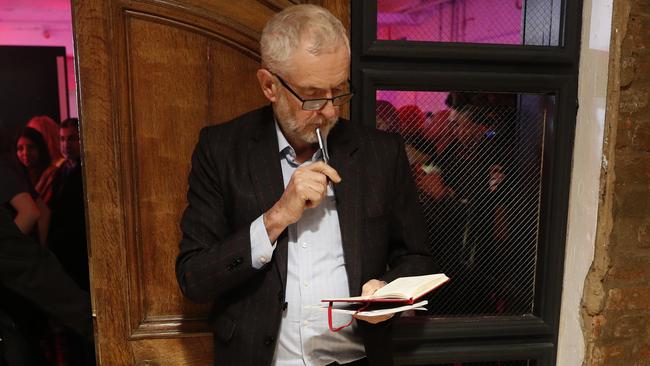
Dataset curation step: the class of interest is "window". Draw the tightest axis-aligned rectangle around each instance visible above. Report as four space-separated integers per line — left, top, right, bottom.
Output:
351 1 583 365
377 90 550 318
377 0 562 46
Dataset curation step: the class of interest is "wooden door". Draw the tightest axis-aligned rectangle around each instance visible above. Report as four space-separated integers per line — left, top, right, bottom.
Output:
72 1 348 364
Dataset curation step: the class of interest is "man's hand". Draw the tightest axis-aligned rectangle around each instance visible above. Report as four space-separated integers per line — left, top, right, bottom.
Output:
263 161 341 243
354 279 394 324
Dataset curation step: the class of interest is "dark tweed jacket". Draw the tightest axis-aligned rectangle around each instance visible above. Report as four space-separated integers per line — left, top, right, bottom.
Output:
176 105 437 366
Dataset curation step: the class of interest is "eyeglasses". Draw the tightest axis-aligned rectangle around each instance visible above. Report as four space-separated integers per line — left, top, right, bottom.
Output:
272 72 354 111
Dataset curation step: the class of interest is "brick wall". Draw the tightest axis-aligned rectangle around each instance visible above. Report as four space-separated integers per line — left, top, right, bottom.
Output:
583 0 650 364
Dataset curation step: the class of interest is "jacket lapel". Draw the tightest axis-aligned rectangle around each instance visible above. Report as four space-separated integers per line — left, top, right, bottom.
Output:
328 120 363 296
248 107 288 286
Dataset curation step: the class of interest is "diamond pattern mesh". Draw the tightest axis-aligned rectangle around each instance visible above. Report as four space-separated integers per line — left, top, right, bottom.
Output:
377 91 552 317
377 0 561 46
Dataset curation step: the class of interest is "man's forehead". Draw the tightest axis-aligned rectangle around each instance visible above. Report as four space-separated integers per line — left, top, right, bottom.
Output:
283 44 350 89
297 77 349 90
284 65 350 90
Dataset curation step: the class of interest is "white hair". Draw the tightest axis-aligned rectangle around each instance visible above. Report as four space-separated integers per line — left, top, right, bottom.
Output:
260 4 350 74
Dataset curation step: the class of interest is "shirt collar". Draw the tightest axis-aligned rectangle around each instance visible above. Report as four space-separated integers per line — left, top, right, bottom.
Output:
274 119 325 165
274 120 292 155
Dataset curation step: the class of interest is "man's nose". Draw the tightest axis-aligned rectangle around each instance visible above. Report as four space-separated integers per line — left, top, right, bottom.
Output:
319 100 337 119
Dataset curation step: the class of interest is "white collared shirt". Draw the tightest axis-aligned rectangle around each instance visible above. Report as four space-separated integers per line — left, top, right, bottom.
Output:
249 123 365 366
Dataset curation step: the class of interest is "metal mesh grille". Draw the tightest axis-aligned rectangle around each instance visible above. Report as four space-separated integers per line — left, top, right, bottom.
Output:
412 361 537 366
377 0 561 46
377 91 552 317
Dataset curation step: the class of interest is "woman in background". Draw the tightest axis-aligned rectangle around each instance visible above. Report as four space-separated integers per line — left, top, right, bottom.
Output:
16 127 58 205
27 115 65 167
15 128 53 246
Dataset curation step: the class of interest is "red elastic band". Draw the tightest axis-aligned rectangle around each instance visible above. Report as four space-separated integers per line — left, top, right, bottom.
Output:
328 302 370 332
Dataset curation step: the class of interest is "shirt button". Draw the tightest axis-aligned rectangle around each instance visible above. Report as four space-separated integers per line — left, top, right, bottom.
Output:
303 282 309 288
260 256 268 263
301 242 307 248
303 320 309 326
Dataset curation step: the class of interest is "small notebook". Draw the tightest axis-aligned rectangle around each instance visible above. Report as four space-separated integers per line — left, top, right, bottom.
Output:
321 273 450 305
323 300 429 317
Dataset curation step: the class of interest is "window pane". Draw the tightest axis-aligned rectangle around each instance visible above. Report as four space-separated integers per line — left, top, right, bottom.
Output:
377 0 561 46
377 90 553 317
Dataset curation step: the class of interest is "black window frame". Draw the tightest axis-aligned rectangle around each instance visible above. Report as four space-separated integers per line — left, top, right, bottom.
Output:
350 1 583 365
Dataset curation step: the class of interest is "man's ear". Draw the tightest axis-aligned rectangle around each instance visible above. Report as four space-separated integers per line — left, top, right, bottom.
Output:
257 69 278 103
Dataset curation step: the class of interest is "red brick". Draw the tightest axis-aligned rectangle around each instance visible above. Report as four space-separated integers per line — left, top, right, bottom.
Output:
614 152 650 186
616 189 650 219
598 344 628 364
610 217 650 249
619 87 649 114
629 117 650 152
605 288 650 310
611 315 648 338
587 1 650 364
608 257 650 284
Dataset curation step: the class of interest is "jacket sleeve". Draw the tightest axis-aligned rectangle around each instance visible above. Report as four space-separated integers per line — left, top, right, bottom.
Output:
175 127 264 303
381 136 439 283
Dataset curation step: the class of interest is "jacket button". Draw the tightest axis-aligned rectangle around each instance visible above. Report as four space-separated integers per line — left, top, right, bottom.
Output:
226 264 233 271
264 336 275 346
236 257 243 264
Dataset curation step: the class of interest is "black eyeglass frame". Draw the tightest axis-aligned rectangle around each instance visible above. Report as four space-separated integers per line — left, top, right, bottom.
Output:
271 72 354 111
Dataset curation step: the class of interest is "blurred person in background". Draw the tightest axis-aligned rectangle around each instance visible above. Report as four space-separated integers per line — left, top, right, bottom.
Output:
0 154 93 366
0 207 93 366
13 128 53 246
419 92 513 315
16 127 58 206
27 115 65 168
49 118 88 291
375 100 399 134
46 117 94 365
0 156 45 240
376 101 452 222
378 93 514 316
56 118 81 178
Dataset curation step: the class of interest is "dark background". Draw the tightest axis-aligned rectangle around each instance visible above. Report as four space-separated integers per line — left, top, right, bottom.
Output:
0 46 68 154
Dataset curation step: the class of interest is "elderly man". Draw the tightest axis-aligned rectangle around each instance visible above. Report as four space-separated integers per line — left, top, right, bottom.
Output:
176 5 436 366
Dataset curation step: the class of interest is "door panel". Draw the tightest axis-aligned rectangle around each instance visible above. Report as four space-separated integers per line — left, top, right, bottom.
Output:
73 0 349 364
131 338 215 365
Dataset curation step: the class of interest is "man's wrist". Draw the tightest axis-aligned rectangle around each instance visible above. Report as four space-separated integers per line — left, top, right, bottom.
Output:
263 205 290 243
